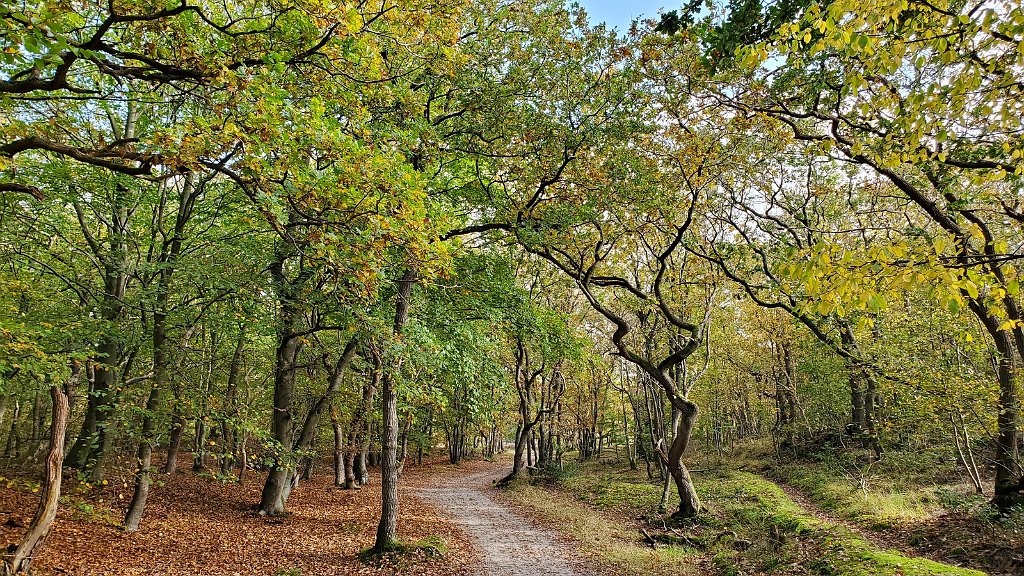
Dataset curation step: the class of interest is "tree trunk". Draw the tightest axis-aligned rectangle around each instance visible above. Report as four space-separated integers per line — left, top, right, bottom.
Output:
332 406 345 487
501 422 536 484
353 365 381 487
355 444 369 485
67 338 118 477
4 365 78 575
960 300 1021 511
67 192 130 480
257 331 302 515
163 405 185 474
658 407 681 513
221 327 245 476
5 400 20 459
397 412 411 476
123 311 168 532
124 169 197 528
289 338 357 475
374 268 415 552
664 398 700 518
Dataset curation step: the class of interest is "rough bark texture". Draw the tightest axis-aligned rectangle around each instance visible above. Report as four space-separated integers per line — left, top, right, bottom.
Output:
665 397 700 518
373 268 416 552
4 366 78 575
257 329 302 515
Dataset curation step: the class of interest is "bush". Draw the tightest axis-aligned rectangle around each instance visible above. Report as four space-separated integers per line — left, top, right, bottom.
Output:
532 460 577 484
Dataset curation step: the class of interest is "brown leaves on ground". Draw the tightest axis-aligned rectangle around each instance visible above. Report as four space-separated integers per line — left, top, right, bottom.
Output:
903 512 1024 576
0 458 476 576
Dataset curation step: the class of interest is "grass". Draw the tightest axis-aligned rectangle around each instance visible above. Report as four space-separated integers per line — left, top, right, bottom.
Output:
765 447 983 528
503 457 986 576
58 495 122 526
503 476 700 575
704 468 986 576
772 461 936 527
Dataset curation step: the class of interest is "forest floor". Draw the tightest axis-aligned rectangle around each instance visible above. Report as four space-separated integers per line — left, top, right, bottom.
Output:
762 451 1024 576
0 454 481 576
498 454 1009 576
2 451 1020 575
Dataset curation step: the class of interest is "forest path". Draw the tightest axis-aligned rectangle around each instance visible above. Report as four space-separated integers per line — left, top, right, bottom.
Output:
412 465 594 576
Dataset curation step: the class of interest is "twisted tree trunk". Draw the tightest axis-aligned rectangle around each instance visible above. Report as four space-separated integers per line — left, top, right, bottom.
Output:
4 365 79 575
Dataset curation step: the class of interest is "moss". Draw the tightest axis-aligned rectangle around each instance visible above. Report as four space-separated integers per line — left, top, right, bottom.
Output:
558 465 666 514
714 471 986 576
769 455 949 527
357 536 449 563
414 535 448 558
507 459 984 576
505 479 699 576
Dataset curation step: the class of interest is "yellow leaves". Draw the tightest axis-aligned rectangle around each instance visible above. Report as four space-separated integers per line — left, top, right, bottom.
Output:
961 279 979 300
998 319 1022 332
856 316 875 331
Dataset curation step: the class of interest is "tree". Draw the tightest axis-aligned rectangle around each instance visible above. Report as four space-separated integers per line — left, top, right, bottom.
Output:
704 0 1024 508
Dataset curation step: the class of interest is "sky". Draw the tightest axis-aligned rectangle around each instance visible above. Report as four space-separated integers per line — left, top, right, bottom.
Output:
576 0 670 30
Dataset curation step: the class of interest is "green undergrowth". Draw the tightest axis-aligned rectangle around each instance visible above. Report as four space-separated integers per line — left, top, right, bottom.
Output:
506 458 985 576
765 448 981 529
58 495 121 526
704 469 985 576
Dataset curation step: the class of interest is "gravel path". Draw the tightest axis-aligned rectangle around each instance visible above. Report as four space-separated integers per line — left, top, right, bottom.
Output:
413 469 589 576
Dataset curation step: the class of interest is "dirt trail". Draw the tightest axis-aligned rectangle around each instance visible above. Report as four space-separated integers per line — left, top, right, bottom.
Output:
772 480 898 549
770 476 962 567
413 467 594 576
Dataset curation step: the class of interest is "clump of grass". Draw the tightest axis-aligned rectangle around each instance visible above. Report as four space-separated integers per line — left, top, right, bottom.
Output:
557 461 665 514
531 460 579 484
58 496 121 526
